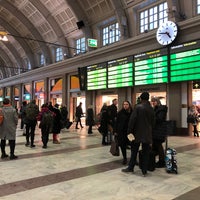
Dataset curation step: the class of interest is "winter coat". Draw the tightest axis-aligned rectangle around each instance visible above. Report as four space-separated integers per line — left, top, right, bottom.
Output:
127 101 155 144
75 105 83 118
115 109 132 146
152 105 168 142
51 107 62 134
108 104 117 127
0 105 18 140
86 108 94 126
99 107 109 135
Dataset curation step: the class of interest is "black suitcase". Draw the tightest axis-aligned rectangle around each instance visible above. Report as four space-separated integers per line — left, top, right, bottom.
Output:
66 121 73 129
139 149 155 171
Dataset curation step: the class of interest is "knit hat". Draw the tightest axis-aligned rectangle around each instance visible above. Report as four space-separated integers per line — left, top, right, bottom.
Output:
140 92 149 100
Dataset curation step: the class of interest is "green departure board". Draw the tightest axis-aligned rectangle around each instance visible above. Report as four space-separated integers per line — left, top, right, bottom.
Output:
134 49 168 85
107 56 133 88
170 41 200 82
87 63 107 90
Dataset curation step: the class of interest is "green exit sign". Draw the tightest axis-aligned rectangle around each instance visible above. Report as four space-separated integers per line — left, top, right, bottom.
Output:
88 38 98 48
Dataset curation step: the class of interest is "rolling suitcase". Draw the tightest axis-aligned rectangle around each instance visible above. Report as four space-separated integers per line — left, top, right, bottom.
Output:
165 136 178 174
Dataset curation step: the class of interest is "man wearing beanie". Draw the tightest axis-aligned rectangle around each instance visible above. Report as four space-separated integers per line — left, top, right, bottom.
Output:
122 92 155 176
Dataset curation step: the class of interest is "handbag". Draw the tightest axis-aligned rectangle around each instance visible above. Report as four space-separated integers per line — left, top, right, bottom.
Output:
109 136 120 156
187 115 196 124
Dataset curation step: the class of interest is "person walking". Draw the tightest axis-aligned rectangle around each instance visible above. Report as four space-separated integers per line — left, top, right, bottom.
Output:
86 105 94 134
24 100 39 148
122 92 155 176
19 101 27 136
0 98 19 160
75 102 84 129
151 97 168 168
114 100 132 165
37 103 54 148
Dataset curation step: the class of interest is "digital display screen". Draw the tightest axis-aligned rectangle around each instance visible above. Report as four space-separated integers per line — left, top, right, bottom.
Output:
107 56 133 88
170 41 200 82
134 49 168 85
87 63 107 90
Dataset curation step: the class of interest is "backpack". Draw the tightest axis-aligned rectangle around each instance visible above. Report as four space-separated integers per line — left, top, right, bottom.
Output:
25 103 39 121
41 111 54 126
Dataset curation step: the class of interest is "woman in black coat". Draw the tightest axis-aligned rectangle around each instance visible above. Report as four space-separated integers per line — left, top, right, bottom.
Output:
99 104 109 145
114 100 132 165
151 97 168 168
52 104 62 144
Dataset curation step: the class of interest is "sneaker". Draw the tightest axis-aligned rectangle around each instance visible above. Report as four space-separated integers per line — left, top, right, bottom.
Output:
121 167 133 173
1 154 9 159
10 155 18 160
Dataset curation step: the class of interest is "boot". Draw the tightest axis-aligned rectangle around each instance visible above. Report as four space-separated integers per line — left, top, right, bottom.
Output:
1 140 8 159
1 151 9 159
9 140 18 160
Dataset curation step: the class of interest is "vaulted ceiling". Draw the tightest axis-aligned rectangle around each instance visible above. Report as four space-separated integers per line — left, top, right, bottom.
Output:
0 0 133 79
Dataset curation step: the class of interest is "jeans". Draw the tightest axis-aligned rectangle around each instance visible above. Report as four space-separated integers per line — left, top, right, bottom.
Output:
25 120 37 145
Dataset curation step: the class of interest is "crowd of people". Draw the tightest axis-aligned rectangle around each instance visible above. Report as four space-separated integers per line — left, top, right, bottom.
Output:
0 95 199 178
0 99 71 159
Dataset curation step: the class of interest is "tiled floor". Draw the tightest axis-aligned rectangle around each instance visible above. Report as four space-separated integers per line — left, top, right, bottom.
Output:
0 122 200 200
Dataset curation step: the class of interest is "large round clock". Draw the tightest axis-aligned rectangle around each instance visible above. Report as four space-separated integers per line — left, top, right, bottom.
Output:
156 21 178 45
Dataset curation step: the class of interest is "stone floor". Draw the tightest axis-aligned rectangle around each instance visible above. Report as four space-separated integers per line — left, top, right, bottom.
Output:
0 122 200 200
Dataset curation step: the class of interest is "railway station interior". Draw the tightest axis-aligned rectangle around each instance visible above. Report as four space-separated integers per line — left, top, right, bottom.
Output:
0 0 200 199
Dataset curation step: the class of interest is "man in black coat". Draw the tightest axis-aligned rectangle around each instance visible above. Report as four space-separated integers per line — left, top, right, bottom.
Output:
108 98 118 130
122 92 155 176
75 102 84 129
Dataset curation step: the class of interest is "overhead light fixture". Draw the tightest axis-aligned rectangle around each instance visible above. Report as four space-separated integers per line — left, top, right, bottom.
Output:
0 31 8 41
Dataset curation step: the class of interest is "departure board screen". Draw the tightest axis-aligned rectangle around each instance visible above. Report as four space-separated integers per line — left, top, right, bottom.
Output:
134 49 168 85
170 41 200 82
87 63 107 90
107 56 133 88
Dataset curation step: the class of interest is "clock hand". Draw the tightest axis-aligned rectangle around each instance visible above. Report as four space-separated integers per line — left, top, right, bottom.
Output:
166 32 171 38
159 32 171 38
158 32 167 34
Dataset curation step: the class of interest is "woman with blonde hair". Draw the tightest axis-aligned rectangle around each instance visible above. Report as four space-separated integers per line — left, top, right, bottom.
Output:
188 105 199 137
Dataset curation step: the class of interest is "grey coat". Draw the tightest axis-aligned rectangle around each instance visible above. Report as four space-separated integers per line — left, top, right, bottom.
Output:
127 101 155 144
0 106 18 140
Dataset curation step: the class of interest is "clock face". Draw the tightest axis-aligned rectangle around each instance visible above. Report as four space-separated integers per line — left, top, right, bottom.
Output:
156 21 178 45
